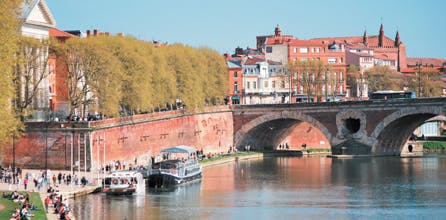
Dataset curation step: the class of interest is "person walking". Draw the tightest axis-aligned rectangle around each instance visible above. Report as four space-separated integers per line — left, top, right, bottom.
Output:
44 195 51 213
23 177 28 190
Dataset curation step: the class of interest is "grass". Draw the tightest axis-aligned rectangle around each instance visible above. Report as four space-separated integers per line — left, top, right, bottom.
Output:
423 141 446 149
0 191 47 220
199 151 262 163
305 148 331 153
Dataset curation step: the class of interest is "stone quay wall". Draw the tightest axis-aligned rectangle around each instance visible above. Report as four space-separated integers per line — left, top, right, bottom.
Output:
1 106 234 170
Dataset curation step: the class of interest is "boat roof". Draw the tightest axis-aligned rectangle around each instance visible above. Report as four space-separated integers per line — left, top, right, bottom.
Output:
160 145 197 154
106 170 143 178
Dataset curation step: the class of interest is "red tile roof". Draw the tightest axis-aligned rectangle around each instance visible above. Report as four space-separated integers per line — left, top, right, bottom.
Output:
311 35 396 48
407 57 446 67
49 28 78 38
244 57 265 65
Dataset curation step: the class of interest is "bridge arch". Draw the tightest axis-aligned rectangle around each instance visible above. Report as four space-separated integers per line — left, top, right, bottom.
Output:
234 111 332 151
370 106 443 155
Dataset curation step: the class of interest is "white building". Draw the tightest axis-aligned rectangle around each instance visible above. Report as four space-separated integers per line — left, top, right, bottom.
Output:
20 0 56 121
242 57 290 104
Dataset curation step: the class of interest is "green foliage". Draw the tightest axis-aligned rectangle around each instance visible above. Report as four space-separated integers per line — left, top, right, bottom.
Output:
305 148 331 153
0 191 47 220
53 36 227 117
0 0 22 145
199 151 262 163
406 67 443 97
286 60 330 102
423 141 446 149
346 65 361 97
365 66 403 92
14 36 51 117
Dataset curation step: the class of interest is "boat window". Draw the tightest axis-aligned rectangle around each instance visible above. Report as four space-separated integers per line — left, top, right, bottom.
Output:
104 178 111 185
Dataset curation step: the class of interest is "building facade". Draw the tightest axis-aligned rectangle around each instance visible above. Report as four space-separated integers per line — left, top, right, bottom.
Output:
19 0 56 121
261 25 347 102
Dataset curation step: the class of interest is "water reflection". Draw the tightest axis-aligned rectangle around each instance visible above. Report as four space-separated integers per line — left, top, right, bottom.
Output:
71 156 446 219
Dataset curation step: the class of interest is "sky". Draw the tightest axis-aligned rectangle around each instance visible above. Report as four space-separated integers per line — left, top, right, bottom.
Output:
46 0 446 59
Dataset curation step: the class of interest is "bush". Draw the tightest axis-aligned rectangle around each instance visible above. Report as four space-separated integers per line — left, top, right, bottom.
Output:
306 148 331 153
423 141 446 149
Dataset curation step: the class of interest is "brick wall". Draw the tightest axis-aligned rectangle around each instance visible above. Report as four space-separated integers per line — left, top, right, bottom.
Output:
1 107 234 170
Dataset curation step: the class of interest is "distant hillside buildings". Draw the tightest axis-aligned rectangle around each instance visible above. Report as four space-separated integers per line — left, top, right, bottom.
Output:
226 25 446 104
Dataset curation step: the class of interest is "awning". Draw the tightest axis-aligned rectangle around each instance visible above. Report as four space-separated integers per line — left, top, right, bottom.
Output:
160 145 197 154
231 96 240 100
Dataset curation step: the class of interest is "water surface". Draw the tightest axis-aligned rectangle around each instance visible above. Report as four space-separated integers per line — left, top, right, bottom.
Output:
71 156 446 219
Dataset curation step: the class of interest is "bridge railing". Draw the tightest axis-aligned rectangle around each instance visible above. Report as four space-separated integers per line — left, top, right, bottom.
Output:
232 97 446 110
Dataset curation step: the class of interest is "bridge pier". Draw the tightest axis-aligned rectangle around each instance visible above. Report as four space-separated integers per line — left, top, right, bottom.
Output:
331 140 372 155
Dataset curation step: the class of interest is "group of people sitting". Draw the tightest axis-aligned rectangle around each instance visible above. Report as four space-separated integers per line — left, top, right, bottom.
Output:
46 187 70 220
3 191 37 220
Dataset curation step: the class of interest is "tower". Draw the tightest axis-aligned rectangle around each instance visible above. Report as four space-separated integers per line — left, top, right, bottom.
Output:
274 24 282 37
394 31 401 47
363 30 368 46
378 24 384 47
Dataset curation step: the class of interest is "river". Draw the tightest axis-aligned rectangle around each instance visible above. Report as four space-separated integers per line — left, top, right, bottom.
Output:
70 155 446 219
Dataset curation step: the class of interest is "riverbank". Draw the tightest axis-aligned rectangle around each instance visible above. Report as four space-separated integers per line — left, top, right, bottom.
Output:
200 151 264 168
0 150 328 219
0 169 101 220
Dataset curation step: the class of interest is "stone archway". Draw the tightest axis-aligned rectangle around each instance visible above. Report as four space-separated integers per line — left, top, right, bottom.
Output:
370 106 443 155
234 111 332 150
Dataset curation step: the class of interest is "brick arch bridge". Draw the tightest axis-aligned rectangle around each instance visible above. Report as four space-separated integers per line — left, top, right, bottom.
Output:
232 98 446 155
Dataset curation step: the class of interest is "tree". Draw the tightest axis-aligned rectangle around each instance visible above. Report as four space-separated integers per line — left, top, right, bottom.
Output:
0 0 22 145
346 65 360 98
406 66 443 97
13 36 51 119
287 59 328 102
365 66 403 93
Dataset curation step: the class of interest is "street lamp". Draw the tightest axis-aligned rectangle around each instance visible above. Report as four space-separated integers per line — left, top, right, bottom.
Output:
417 62 422 97
12 134 15 184
45 118 48 180
325 68 329 102
288 71 292 103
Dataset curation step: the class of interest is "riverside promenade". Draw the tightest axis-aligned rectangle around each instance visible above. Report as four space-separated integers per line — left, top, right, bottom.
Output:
0 151 273 219
0 169 101 220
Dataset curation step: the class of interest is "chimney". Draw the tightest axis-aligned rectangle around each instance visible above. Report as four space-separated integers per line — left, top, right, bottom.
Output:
93 29 98 37
86 30 91 38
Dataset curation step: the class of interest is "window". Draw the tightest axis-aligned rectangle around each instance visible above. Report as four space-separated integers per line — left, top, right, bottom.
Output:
253 82 257 89
234 72 238 78
266 46 272 53
316 48 320 53
264 81 268 88
340 72 343 81
300 48 308 53
339 58 343 64
281 80 285 88
311 48 314 53
328 58 336 64
247 82 250 89
234 82 239 94
272 81 276 88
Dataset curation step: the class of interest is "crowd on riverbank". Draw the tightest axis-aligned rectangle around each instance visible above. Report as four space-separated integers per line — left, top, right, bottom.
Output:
0 165 98 220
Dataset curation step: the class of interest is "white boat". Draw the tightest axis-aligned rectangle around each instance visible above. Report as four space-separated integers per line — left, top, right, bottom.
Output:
148 145 202 188
102 170 145 195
